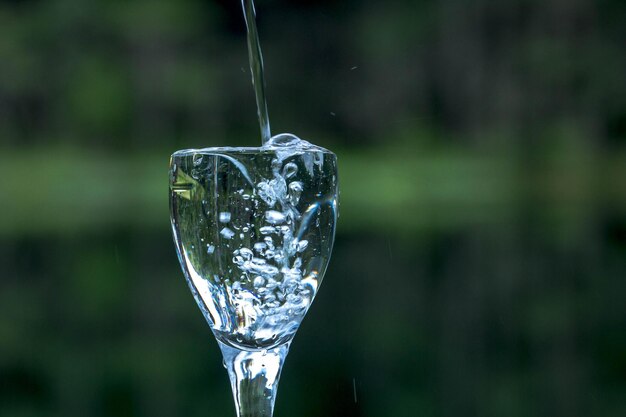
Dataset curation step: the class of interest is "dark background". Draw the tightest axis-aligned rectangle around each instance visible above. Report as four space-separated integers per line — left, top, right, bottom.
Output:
1 0 625 416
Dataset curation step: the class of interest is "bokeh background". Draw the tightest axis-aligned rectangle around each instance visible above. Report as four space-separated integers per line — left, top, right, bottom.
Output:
1 0 625 416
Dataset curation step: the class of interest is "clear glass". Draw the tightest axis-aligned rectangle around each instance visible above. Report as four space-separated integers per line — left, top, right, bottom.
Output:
169 137 338 416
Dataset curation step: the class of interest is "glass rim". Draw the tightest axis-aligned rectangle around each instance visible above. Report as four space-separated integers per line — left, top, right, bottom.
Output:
171 145 336 158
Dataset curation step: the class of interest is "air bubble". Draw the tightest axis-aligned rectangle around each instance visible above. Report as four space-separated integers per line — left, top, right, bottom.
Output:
239 248 253 261
268 133 300 147
282 162 298 179
286 294 302 304
265 210 286 224
288 181 303 205
257 178 287 207
220 227 235 239
260 226 276 235
219 212 231 223
296 240 308 252
313 152 323 168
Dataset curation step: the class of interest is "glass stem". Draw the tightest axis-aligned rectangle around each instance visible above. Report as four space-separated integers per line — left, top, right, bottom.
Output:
219 341 290 417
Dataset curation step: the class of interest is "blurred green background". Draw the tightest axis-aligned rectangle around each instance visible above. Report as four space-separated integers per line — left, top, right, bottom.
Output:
1 0 625 416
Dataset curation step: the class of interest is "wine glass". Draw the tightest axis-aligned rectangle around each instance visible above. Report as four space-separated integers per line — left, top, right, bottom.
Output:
169 136 338 417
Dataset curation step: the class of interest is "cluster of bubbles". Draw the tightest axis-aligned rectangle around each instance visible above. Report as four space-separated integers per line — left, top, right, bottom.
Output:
216 149 314 332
